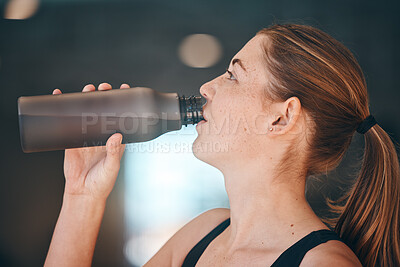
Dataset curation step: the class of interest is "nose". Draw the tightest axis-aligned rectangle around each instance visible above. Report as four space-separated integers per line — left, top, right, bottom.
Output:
199 80 216 102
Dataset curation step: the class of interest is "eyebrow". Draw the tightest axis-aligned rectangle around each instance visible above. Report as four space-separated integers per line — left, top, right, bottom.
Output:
232 58 246 71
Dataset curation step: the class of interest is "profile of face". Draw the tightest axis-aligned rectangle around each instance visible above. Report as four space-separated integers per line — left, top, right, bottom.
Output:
193 35 277 171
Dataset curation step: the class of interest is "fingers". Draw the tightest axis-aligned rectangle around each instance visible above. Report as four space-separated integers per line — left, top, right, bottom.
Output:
98 82 112 91
82 84 95 92
103 133 125 175
53 89 62 95
82 82 130 92
55 82 130 95
96 82 130 91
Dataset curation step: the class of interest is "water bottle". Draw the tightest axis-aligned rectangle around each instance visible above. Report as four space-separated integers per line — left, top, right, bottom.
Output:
18 87 205 153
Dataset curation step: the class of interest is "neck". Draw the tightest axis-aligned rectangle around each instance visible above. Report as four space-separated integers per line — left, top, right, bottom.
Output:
221 161 326 251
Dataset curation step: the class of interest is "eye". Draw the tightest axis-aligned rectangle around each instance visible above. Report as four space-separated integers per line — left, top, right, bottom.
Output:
226 69 236 81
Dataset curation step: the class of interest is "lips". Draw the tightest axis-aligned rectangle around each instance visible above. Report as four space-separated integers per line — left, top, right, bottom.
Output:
197 108 207 128
201 108 208 122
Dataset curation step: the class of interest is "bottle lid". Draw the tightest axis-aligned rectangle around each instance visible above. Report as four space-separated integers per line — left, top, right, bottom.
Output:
179 95 205 125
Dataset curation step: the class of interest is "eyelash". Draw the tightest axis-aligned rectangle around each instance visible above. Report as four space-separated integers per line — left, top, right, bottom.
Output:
226 69 236 81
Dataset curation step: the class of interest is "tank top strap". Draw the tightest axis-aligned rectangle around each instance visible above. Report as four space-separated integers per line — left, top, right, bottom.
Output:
270 229 343 266
181 218 230 267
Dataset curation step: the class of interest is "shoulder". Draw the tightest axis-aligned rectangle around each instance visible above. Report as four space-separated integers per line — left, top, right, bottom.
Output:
300 239 362 267
144 208 230 267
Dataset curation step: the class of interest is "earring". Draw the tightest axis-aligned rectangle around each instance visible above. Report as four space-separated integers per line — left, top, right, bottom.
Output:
269 127 273 131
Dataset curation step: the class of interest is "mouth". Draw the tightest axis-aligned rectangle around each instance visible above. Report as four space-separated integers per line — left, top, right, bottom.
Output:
197 108 208 125
201 108 208 122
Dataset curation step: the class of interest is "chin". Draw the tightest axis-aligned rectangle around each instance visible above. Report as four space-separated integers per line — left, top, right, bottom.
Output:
192 137 230 169
192 138 207 161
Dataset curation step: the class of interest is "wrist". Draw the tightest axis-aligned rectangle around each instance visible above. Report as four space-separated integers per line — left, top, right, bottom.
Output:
64 180 112 204
62 193 107 212
46 191 107 267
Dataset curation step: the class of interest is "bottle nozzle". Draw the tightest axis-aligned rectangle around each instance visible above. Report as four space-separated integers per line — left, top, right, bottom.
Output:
179 95 205 125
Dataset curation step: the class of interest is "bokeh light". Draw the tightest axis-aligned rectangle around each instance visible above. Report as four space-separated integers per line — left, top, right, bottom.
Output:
178 34 223 68
4 0 40 20
123 125 228 266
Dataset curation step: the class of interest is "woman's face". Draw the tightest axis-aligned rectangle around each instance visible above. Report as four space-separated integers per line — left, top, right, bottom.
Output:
193 35 274 169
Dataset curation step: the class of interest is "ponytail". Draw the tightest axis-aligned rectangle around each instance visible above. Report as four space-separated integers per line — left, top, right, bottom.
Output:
333 125 400 266
257 23 400 266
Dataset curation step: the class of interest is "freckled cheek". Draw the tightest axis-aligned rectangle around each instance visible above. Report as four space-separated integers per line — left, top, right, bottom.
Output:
230 109 255 135
210 99 230 121
211 95 257 135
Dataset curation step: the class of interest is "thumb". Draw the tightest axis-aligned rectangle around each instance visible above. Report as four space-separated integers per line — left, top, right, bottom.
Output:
103 133 124 175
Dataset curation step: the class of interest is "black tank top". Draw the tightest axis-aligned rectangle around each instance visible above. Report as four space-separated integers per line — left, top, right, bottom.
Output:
182 218 344 266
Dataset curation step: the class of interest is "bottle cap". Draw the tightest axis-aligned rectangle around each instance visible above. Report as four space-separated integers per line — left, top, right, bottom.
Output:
179 95 204 125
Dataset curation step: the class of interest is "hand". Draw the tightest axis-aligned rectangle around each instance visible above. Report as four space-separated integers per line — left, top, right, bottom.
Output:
53 83 130 202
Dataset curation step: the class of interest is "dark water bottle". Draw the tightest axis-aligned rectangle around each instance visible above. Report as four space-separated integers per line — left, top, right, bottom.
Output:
18 87 205 153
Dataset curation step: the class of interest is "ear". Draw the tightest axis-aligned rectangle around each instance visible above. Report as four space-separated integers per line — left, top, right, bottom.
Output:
269 97 301 135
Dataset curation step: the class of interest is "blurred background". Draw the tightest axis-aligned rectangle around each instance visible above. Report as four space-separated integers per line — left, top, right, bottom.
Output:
0 0 399 266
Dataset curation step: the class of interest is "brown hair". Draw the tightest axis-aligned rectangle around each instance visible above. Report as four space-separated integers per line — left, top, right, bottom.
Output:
257 24 400 266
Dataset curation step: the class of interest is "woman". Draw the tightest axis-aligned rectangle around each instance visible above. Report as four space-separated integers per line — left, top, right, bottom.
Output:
44 24 400 266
